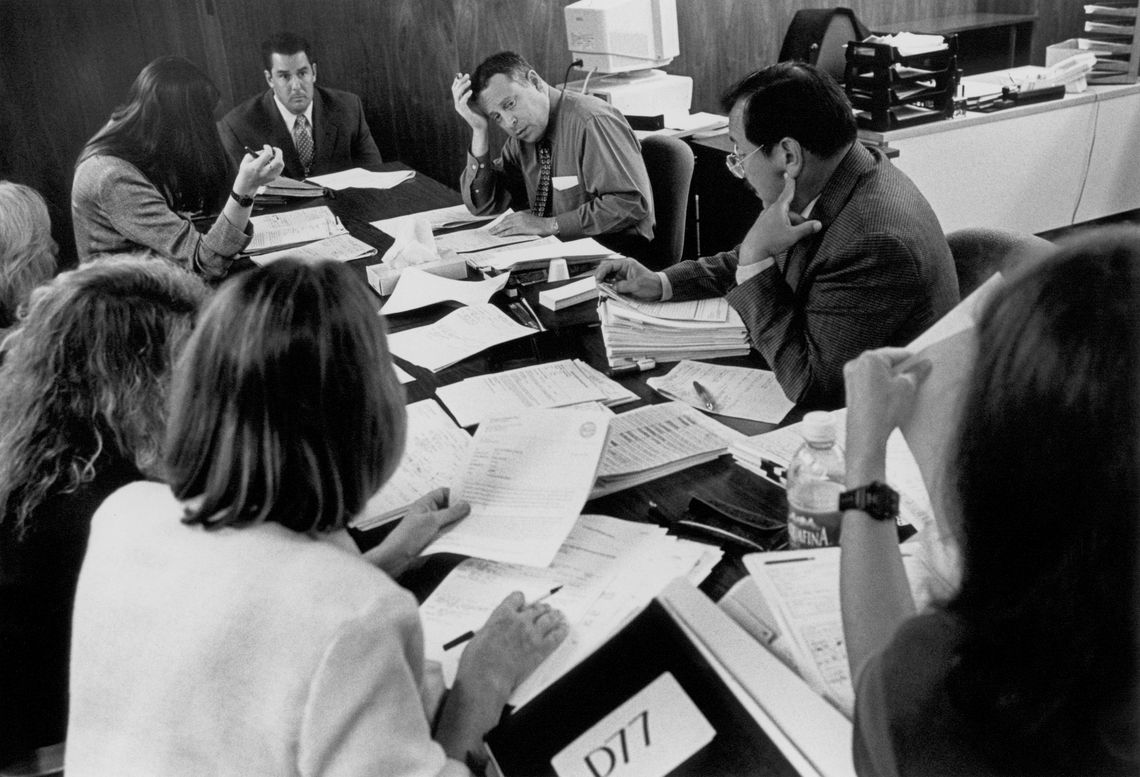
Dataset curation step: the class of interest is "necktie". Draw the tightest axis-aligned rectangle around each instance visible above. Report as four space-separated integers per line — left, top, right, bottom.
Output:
532 139 552 218
293 114 314 174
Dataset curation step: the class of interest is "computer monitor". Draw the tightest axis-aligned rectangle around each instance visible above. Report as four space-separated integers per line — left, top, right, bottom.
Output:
564 0 679 75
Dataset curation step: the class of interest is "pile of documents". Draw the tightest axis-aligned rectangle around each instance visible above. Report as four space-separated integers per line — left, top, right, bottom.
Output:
386 303 536 372
245 205 347 254
419 513 723 707
251 233 376 266
598 293 751 366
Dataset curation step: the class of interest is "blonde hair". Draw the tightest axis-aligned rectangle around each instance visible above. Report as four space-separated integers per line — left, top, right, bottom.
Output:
0 256 208 534
0 181 57 328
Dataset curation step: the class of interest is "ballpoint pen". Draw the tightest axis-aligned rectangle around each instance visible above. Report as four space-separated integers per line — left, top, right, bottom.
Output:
692 380 716 411
442 585 563 651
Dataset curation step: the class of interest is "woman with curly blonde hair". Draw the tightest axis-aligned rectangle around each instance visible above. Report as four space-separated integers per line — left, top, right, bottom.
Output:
0 256 207 768
0 181 58 333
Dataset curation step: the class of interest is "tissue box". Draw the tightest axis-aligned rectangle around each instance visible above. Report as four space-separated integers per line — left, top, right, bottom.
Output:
366 255 468 296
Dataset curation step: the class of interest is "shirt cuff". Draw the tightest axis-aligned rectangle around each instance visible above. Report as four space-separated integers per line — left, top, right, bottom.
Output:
656 271 673 301
735 256 775 286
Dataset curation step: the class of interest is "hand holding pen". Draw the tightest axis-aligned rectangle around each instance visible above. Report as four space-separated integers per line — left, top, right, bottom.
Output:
443 586 564 651
235 144 284 191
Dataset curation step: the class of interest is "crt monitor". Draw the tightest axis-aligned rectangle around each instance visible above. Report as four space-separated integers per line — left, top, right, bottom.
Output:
565 0 679 74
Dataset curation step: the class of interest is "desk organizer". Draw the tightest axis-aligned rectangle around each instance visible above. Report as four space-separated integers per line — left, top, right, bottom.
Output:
1074 0 1140 84
844 36 958 131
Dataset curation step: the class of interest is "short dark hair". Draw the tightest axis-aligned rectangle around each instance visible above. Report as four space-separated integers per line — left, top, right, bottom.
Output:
720 62 856 159
261 32 313 71
166 260 407 534
946 226 1140 771
471 51 535 103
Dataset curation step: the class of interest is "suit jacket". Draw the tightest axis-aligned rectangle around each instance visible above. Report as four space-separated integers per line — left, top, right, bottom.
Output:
219 86 383 180
663 143 958 409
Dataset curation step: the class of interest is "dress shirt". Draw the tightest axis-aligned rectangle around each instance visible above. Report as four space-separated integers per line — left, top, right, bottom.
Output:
272 94 314 136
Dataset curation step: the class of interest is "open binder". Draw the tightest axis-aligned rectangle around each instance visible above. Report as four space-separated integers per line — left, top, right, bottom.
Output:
484 579 854 777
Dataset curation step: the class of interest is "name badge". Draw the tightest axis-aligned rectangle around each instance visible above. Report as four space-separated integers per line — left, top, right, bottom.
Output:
550 672 715 777
553 175 579 191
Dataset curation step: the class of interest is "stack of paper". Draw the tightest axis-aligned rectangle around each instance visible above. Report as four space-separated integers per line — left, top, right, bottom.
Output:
250 233 376 266
433 211 544 255
422 408 612 566
591 401 743 498
350 400 472 530
647 359 795 423
386 303 536 372
471 237 615 273
305 167 415 190
419 513 722 707
245 206 348 254
436 358 636 428
259 175 324 198
598 298 750 367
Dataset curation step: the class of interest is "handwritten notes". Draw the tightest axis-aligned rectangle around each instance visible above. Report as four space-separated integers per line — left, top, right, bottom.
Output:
647 360 795 423
385 304 535 372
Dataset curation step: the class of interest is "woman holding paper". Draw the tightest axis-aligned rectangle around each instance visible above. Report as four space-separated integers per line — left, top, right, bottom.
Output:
840 228 1139 776
66 260 568 775
72 56 284 279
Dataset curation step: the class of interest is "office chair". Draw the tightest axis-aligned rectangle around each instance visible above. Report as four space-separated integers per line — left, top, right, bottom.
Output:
778 8 869 84
945 227 1054 297
637 134 695 270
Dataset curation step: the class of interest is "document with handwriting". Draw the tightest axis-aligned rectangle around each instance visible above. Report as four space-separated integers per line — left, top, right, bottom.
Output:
423 409 611 566
246 206 347 253
647 360 795 423
386 303 535 372
433 212 542 254
250 233 376 266
436 359 609 427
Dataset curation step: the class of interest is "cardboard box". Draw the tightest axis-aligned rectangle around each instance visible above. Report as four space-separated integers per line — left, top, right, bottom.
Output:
366 254 468 296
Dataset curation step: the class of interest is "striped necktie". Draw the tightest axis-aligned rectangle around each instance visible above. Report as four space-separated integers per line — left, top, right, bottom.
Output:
293 114 314 174
532 139 553 217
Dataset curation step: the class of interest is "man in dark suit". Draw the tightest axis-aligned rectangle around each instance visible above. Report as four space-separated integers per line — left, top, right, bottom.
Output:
596 62 958 409
219 32 382 180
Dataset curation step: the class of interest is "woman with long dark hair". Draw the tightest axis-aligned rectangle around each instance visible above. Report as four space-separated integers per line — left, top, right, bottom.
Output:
841 227 1140 775
66 260 567 775
72 56 283 278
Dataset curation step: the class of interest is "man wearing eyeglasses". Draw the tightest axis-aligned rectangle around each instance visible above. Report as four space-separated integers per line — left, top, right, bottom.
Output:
596 62 957 409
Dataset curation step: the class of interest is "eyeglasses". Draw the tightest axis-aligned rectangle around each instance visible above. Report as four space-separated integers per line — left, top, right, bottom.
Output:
725 145 763 179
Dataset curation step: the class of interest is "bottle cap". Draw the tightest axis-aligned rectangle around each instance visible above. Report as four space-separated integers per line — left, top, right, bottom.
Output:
801 411 837 444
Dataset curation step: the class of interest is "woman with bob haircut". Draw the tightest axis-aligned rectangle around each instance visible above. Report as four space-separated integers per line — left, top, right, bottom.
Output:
0 256 208 768
67 259 567 776
72 56 283 278
840 226 1140 776
0 181 58 334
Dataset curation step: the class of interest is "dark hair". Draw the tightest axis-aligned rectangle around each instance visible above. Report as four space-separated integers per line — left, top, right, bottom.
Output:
0 256 207 535
720 62 856 158
166 260 406 534
78 56 228 214
471 51 535 103
261 31 313 72
946 227 1140 773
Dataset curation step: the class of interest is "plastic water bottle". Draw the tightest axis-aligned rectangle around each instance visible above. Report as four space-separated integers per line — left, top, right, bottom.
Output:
786 411 845 549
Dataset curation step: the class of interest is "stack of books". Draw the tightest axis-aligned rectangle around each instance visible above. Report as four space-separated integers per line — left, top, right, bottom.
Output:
597 294 750 367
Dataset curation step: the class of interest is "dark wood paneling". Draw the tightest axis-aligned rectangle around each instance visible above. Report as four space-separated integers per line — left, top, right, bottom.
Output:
0 0 1088 267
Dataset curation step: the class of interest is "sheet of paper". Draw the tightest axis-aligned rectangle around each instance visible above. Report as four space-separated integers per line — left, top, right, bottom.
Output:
249 233 376 266
246 206 347 253
393 364 414 384
371 204 497 237
381 267 509 315
351 400 472 529
386 303 536 372
595 401 741 480
423 409 611 566
482 237 615 271
305 167 415 190
905 273 1002 356
434 212 543 254
647 360 795 423
435 359 610 428
598 282 729 322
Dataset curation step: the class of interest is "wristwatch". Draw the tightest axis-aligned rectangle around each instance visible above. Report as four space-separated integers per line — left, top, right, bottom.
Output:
838 481 899 522
230 190 255 208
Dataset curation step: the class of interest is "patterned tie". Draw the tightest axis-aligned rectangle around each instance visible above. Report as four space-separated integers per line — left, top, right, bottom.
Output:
293 114 314 174
532 139 553 217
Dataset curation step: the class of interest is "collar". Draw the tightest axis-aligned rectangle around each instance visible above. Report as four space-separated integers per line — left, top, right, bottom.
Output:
810 142 874 225
799 195 821 219
272 93 314 132
538 86 564 147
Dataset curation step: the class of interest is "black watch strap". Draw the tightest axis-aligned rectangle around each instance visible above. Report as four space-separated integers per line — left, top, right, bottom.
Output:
838 480 900 522
230 190 255 208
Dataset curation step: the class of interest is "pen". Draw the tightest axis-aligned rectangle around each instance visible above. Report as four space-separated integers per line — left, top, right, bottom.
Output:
243 145 265 159
608 357 655 377
692 380 716 411
519 297 547 332
442 585 563 651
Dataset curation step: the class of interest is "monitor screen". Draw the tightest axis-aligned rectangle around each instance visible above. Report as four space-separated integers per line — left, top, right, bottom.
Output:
565 0 679 74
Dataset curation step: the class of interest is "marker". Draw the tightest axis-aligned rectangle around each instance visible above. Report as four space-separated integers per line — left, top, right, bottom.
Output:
608 357 655 377
442 586 563 651
692 380 716 411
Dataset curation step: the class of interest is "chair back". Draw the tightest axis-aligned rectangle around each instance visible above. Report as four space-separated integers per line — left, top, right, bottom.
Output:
638 134 694 270
779 8 870 84
945 227 1054 297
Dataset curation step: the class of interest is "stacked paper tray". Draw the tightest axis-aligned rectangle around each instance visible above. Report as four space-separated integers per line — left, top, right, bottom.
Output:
844 35 958 132
1081 2 1140 84
598 298 750 367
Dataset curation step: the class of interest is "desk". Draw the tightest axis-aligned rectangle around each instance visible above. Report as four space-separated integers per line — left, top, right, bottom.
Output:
889 12 1037 74
858 80 1140 234
280 166 793 601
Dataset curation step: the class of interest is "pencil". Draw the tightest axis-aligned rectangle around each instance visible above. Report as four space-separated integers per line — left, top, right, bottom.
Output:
441 585 563 651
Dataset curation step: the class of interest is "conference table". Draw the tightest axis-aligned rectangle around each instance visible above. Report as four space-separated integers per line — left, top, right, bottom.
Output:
243 162 799 602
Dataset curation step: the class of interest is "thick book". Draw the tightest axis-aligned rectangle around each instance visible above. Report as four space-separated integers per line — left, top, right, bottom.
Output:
485 579 854 777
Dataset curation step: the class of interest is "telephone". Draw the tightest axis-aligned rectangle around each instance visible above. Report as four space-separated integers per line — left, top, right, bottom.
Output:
1018 52 1098 92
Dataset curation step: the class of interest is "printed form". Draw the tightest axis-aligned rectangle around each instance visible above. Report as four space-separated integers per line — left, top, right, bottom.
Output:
386 303 536 372
246 206 347 253
423 408 611 566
